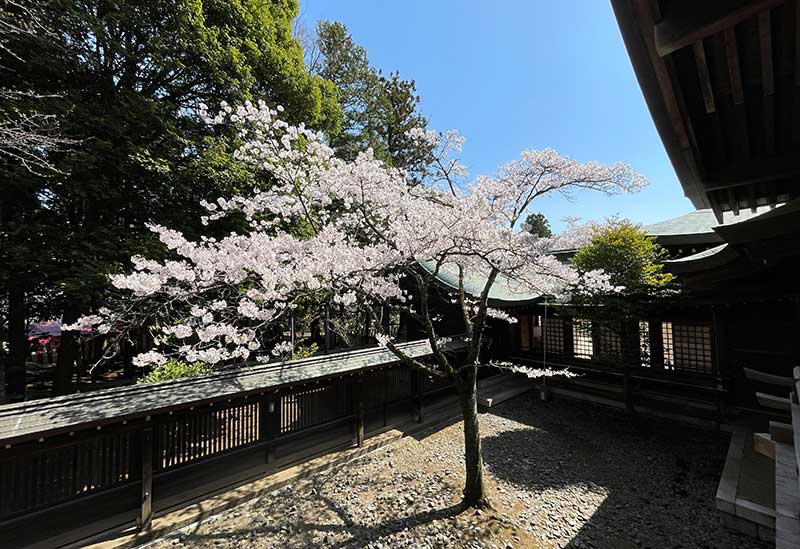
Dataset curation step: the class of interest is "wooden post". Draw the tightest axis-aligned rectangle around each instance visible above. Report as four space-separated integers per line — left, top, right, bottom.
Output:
563 317 575 358
352 378 364 447
261 394 279 466
648 319 664 369
139 426 153 531
414 370 424 423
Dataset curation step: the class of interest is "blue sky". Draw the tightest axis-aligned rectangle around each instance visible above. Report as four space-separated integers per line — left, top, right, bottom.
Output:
297 1 695 231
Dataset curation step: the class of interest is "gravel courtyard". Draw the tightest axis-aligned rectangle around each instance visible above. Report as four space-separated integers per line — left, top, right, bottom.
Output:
152 394 766 549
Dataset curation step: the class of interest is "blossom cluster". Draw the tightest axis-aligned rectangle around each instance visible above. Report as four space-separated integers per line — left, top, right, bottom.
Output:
68 99 647 368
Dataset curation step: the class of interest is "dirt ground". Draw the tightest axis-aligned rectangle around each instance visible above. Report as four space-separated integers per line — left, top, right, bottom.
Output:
150 394 767 549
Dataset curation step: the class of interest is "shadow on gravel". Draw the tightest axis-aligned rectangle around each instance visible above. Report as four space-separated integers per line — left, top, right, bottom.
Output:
177 472 470 548
481 397 767 549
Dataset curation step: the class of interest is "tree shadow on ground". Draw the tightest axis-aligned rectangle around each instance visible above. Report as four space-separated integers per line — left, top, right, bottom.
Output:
481 397 768 548
177 469 476 548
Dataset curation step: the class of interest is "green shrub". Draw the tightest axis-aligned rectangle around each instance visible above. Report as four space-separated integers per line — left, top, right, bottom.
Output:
292 342 319 360
137 359 211 384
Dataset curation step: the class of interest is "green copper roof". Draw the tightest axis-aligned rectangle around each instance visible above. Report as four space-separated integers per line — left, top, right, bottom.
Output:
643 206 777 245
419 260 542 306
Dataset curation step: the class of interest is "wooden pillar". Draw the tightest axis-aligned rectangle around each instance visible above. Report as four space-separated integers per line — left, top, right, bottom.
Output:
352 377 364 447
138 425 153 531
648 319 664 369
413 369 424 423
563 317 575 359
621 319 639 414
712 307 728 420
261 394 279 466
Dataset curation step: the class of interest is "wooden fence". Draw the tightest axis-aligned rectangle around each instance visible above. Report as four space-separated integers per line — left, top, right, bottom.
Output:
0 338 464 548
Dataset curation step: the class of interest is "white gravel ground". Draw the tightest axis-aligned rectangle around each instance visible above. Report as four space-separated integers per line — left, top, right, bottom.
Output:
151 393 768 549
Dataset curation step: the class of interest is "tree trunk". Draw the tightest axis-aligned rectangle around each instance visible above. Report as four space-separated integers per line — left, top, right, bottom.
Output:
457 363 488 508
6 287 27 401
52 306 79 396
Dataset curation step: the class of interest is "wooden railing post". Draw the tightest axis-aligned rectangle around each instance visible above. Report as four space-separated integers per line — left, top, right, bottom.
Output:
352 377 364 447
261 393 279 466
138 425 153 531
413 369 424 423
648 319 664 369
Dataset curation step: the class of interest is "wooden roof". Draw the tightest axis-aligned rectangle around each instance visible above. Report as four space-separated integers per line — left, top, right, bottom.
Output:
0 337 464 446
613 0 800 221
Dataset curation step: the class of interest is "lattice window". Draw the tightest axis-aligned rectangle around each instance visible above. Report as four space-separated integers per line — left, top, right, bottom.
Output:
572 319 593 359
544 317 564 355
595 325 622 362
662 321 713 372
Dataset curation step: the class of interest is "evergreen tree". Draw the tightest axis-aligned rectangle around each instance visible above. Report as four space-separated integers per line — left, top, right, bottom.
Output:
0 0 343 397
523 212 552 238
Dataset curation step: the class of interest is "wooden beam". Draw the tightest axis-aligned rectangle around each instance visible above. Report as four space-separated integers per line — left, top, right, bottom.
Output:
759 11 776 155
705 153 800 189
756 391 792 411
723 27 751 158
709 192 724 223
759 12 776 96
748 185 758 212
655 0 785 57
693 40 716 113
632 0 692 149
728 188 740 215
744 366 795 387
794 0 800 145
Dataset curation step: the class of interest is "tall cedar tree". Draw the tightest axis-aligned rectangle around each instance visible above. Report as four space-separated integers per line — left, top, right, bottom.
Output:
523 212 553 238
310 22 432 177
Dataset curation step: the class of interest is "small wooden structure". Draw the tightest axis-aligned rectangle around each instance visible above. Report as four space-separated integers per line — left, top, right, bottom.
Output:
0 338 464 548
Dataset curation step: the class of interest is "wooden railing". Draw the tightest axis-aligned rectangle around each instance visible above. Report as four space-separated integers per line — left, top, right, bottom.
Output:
0 338 465 548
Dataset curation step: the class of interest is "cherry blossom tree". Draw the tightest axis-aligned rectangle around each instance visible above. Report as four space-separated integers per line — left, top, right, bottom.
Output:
70 100 647 507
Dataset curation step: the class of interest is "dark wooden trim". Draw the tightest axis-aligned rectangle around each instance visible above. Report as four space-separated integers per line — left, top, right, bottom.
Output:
693 40 717 113
759 11 776 154
654 0 784 57
723 27 751 159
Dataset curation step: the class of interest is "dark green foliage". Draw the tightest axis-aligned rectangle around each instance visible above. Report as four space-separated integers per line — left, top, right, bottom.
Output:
311 21 431 177
523 212 552 238
313 20 377 160
368 72 430 179
0 0 342 396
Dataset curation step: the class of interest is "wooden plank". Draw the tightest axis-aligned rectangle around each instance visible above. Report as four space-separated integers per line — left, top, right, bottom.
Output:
631 0 693 149
0 338 464 446
770 420 794 443
693 40 717 113
756 391 792 410
716 426 747 514
754 431 776 459
723 27 751 158
759 11 776 154
744 366 795 387
792 401 800 473
728 188 740 215
654 0 784 57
